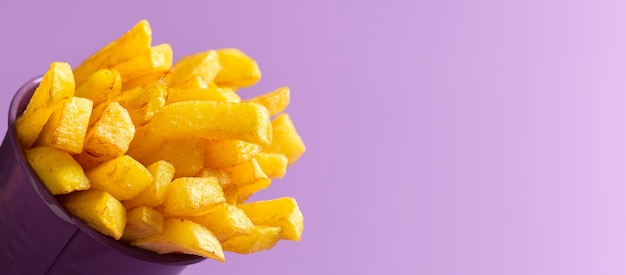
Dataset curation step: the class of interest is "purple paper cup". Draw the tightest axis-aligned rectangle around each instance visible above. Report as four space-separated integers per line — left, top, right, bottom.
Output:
0 77 205 275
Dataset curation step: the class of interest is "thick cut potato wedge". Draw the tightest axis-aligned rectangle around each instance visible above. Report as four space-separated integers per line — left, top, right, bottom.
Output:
122 69 172 91
129 101 272 154
73 20 152 86
221 225 282 254
203 139 262 169
123 160 175 209
36 97 93 154
225 159 271 202
238 197 303 241
26 146 90 195
245 87 290 116
116 77 168 127
222 185 239 205
75 102 135 169
214 48 261 88
263 113 305 165
129 137 204 179
113 44 173 83
196 168 232 188
74 69 122 106
86 155 153 201
191 204 253 242
16 62 74 149
121 206 165 241
160 177 225 217
254 152 288 179
132 218 225 261
166 85 240 105
173 75 209 89
166 50 221 87
60 190 126 240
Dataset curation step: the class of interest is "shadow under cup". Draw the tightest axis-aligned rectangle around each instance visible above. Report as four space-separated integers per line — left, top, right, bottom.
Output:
0 78 204 275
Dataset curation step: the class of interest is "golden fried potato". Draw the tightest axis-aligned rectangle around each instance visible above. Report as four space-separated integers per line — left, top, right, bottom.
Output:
73 20 152 86
122 69 172 91
238 197 303 241
25 146 90 195
166 50 221 87
196 167 232 188
214 48 261 88
60 190 126 240
203 139 262 169
245 87 290 116
222 185 239 205
190 204 254 242
36 97 93 154
116 77 168 126
263 113 305 165
166 85 241 105
160 177 225 217
129 101 272 155
173 75 209 89
129 137 204 179
225 159 271 202
75 101 135 169
86 155 153 201
123 160 175 209
74 69 122 106
113 44 173 82
16 62 74 149
221 225 282 254
121 206 165 242
132 218 224 261
254 152 288 179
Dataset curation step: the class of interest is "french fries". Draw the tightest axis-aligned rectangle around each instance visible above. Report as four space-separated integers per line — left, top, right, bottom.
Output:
16 20 306 262
15 62 74 149
59 190 126 240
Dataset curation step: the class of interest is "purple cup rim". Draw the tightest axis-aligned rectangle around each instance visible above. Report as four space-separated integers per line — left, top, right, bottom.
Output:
7 76 206 266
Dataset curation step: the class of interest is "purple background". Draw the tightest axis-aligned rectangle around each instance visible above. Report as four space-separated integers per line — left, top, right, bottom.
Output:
2 0 626 274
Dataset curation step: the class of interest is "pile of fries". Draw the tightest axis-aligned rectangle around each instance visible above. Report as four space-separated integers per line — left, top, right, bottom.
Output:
15 20 305 262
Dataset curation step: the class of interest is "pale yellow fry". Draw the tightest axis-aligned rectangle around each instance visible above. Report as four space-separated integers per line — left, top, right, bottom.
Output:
60 190 126 240
167 50 221 87
131 218 225 262
160 177 225 217
221 225 282 254
73 20 152 86
254 152 288 179
116 77 168 127
245 87 290 116
166 86 241 105
238 197 303 241
75 102 135 169
128 137 204 179
16 62 74 149
224 159 271 202
86 155 153 201
214 48 261 88
263 113 306 165
122 69 172 91
121 206 165 242
36 97 93 154
190 204 254 242
203 139 262 169
113 44 173 81
74 69 122 106
129 101 272 155
196 167 232 188
26 146 90 195
123 160 175 209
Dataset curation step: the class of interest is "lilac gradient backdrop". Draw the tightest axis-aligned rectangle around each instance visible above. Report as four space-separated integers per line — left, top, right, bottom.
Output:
3 0 626 274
